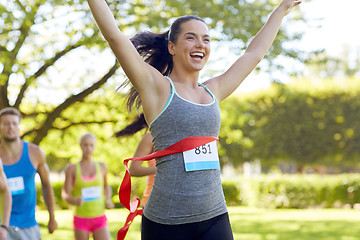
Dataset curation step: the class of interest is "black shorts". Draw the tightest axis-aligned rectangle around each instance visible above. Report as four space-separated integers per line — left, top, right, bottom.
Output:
141 212 234 240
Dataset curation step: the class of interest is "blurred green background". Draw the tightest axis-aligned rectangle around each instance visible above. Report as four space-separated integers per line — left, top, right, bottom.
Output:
3 0 360 239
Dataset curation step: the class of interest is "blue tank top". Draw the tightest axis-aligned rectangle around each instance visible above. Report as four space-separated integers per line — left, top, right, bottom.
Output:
3 141 38 228
144 77 227 224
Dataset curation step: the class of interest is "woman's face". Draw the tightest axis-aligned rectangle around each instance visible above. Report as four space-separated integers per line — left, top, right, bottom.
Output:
169 19 211 72
80 135 96 158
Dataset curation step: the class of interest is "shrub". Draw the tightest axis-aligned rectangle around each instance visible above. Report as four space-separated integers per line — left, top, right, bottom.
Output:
37 174 360 210
238 174 360 208
222 181 241 206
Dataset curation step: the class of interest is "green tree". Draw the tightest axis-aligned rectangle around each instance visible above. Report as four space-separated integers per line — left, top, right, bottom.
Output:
36 86 145 173
1 0 306 171
219 78 360 172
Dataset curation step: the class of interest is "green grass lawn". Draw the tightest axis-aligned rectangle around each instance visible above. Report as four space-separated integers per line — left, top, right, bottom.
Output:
37 207 360 240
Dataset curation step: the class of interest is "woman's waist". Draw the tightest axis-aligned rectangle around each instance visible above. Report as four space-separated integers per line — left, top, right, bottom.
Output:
152 171 223 197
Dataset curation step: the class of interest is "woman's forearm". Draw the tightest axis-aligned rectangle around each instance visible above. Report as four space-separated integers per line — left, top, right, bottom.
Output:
86 0 122 42
245 5 287 61
129 164 156 177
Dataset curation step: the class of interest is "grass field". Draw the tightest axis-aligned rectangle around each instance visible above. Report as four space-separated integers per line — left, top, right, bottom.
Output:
37 207 360 240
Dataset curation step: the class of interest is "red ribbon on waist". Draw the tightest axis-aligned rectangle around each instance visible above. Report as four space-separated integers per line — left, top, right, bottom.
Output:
117 136 218 240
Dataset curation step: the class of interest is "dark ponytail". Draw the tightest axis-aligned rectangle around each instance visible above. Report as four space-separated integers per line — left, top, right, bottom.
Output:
121 31 172 112
115 113 147 137
131 31 173 75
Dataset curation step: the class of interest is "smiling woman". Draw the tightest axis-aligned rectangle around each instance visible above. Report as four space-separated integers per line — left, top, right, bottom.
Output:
84 0 302 239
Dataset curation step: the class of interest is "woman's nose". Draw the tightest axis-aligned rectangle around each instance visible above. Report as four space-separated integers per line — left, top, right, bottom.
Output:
195 38 205 48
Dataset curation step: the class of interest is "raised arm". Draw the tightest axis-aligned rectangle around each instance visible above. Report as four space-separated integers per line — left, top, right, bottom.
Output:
86 0 170 122
206 0 301 101
86 0 151 87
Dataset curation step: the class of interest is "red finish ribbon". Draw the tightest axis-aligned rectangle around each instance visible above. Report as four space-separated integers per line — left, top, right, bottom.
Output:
117 136 218 240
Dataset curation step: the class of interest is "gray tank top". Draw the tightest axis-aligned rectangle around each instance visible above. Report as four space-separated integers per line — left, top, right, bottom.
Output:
144 77 227 224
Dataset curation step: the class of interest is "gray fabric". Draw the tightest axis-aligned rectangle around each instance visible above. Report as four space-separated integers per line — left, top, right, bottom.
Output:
145 77 227 225
7 225 41 240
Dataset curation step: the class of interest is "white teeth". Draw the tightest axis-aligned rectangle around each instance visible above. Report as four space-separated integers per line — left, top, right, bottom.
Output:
191 52 204 58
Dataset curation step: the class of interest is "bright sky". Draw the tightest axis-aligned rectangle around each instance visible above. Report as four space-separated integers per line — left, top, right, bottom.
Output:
236 0 360 92
299 0 360 54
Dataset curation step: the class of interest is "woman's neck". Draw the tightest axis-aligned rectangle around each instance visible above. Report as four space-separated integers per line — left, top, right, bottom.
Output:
80 156 92 163
169 69 200 87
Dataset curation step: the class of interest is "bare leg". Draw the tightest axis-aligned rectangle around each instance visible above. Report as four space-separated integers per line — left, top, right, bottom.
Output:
93 227 110 240
75 229 90 240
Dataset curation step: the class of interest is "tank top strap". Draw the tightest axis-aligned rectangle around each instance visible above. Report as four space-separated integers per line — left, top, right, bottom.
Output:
149 77 175 127
75 162 81 180
166 76 216 102
164 76 174 89
15 141 34 170
22 141 28 158
164 76 175 98
197 82 217 101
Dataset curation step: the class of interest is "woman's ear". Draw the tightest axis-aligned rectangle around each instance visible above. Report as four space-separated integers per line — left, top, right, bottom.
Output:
168 41 175 56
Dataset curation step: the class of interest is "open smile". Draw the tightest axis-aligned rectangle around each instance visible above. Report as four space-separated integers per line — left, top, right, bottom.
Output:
190 52 205 59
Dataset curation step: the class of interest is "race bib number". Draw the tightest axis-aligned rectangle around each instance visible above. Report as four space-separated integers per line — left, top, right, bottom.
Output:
8 177 25 195
81 186 101 202
183 140 220 171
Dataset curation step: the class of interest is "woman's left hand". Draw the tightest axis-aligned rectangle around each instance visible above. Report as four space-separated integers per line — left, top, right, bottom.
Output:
280 0 302 15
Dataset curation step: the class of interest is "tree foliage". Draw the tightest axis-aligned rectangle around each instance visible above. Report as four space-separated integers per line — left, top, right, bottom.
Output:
1 0 306 173
219 78 360 172
36 86 145 174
